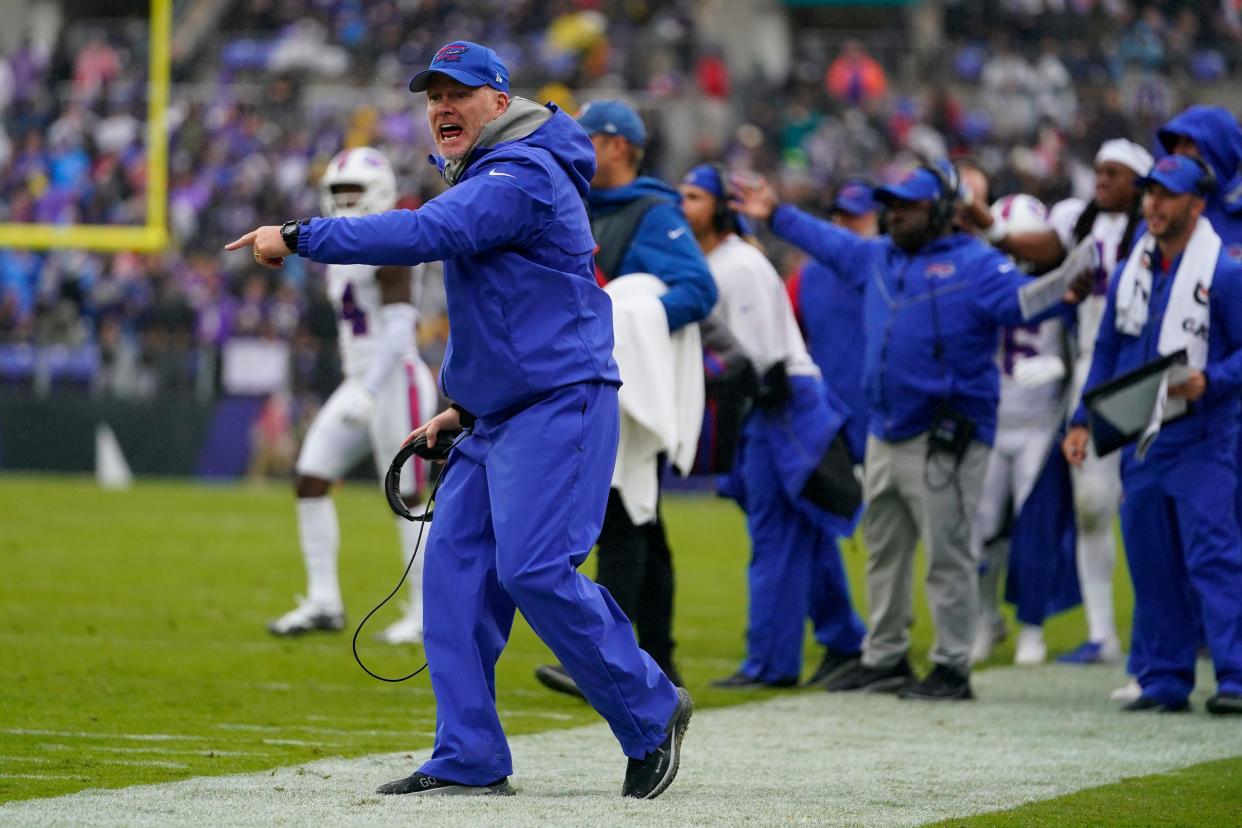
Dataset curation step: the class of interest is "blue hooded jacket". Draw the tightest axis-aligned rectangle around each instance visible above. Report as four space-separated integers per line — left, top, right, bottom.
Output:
298 101 620 418
1157 106 1242 260
587 176 717 332
771 204 1058 446
1071 246 1242 461
794 258 868 461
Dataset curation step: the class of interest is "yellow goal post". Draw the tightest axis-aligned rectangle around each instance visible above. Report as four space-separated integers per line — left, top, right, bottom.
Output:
0 0 170 252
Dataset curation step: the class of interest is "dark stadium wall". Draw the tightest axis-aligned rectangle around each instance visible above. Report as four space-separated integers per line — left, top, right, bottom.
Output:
0 397 217 476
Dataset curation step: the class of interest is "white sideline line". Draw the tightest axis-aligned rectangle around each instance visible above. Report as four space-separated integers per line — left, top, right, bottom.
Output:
1 665 1239 827
2 731 204 742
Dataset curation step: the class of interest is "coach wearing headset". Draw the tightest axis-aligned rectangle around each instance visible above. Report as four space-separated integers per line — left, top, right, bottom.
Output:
733 162 1091 700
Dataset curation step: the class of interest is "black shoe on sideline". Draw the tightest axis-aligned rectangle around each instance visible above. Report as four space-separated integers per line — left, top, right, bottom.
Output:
1123 696 1190 713
376 771 514 796
622 687 693 799
824 658 914 694
898 664 974 701
534 663 585 699
1206 692 1242 715
710 671 797 690
806 648 862 687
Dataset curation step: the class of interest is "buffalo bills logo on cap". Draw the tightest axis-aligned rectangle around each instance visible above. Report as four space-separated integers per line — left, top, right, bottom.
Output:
926 262 956 278
1155 157 1180 172
434 44 469 64
841 184 866 199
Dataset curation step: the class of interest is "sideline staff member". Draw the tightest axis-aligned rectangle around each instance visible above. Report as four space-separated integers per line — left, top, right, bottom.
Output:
227 40 693 798
1064 155 1242 715
733 163 1089 701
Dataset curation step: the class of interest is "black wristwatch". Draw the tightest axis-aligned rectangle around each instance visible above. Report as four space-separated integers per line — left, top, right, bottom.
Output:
280 219 306 254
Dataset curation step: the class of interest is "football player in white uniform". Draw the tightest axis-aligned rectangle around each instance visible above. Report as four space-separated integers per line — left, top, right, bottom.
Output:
965 139 1152 673
969 194 1070 665
267 147 439 644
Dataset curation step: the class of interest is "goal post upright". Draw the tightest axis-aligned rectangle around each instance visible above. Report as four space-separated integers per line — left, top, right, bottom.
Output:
0 0 171 253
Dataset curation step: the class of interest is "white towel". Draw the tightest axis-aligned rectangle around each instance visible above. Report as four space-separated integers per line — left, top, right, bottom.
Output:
1114 216 1219 370
1114 216 1219 459
605 274 705 524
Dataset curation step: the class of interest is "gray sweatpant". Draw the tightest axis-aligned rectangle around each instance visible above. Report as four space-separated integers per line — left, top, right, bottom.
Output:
860 433 990 673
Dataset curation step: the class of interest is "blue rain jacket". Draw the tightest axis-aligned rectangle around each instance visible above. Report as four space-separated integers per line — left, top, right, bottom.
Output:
587 176 717 332
771 205 1058 446
298 103 619 418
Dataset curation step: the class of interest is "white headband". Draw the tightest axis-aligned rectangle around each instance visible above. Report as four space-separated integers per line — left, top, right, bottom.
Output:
1095 139 1154 176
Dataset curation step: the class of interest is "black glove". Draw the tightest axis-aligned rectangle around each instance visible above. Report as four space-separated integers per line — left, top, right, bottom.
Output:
754 361 793 412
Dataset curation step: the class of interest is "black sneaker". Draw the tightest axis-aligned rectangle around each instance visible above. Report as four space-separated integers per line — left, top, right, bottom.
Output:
622 687 693 799
710 671 797 690
534 664 585 699
376 771 514 796
806 648 862 687
824 658 914 693
898 664 974 701
1206 692 1242 715
1123 696 1190 713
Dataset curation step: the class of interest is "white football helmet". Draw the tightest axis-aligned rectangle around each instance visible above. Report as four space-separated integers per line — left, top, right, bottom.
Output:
990 193 1049 236
991 194 1050 273
319 147 398 218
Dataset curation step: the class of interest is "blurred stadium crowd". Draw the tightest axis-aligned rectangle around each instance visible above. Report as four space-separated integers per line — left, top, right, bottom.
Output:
1 0 1240 418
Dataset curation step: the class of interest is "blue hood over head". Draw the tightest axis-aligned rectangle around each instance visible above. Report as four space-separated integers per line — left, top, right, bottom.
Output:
1157 106 1242 218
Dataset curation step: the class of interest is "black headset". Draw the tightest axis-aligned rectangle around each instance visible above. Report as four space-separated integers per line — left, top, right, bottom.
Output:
917 160 964 234
1188 156 1217 195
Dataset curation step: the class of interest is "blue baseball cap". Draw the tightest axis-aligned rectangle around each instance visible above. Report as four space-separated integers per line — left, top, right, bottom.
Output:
1137 154 1213 196
874 167 944 204
681 164 753 235
831 178 878 216
576 100 647 146
409 40 509 94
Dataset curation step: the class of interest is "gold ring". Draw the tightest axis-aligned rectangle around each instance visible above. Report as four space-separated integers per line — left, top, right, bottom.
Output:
253 248 262 262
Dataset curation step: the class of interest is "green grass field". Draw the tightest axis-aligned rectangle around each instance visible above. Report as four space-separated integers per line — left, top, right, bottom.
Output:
1 474 1239 823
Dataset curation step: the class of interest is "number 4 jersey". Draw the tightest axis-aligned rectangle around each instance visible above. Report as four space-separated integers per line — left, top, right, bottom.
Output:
327 262 425 377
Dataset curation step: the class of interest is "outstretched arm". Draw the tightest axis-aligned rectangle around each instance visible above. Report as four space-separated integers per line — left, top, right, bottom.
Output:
226 158 554 267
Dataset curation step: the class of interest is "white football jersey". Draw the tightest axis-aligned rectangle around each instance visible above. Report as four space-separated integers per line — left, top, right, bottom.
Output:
326 263 423 377
706 234 819 379
1049 198 1132 359
996 317 1066 429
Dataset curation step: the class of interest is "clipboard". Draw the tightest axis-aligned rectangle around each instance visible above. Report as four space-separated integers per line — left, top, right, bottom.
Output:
1082 349 1193 456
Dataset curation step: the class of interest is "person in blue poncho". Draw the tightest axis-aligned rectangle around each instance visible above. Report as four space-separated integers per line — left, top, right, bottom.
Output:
226 40 692 800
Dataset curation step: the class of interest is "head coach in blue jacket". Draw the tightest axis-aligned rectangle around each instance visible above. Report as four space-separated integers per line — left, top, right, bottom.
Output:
732 164 1088 701
227 40 692 799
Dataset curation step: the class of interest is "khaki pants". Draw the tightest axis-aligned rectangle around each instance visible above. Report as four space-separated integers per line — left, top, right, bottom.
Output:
861 433 990 672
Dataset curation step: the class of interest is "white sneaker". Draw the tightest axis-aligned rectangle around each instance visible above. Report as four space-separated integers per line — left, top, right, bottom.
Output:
375 604 423 645
267 596 345 636
1110 679 1142 702
1013 625 1047 665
